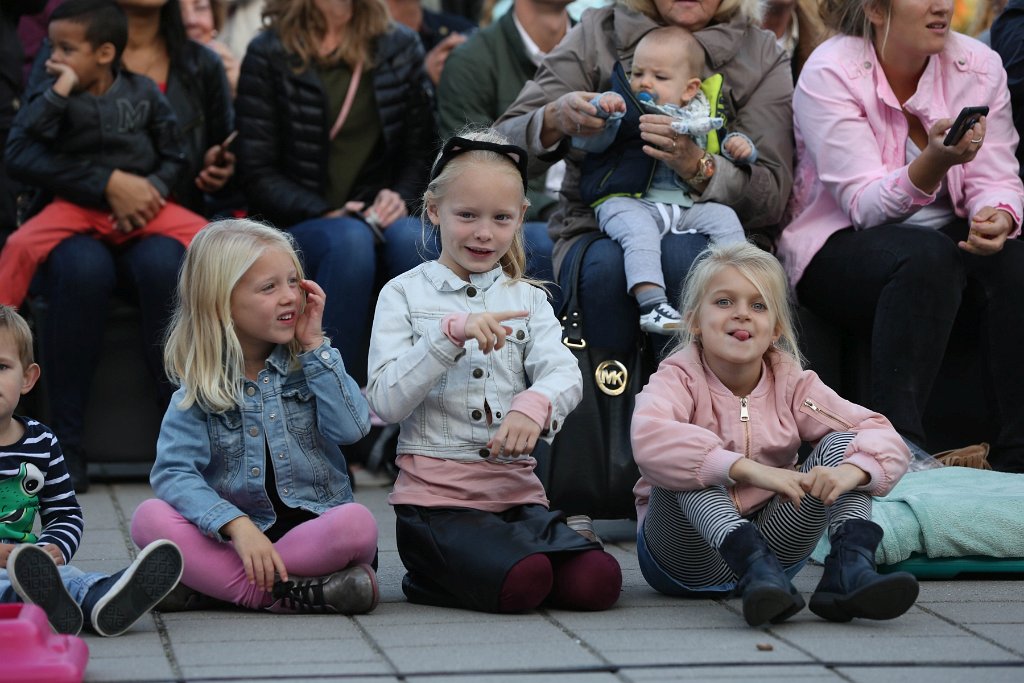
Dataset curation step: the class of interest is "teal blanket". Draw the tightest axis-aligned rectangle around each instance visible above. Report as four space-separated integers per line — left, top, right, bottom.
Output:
812 468 1024 565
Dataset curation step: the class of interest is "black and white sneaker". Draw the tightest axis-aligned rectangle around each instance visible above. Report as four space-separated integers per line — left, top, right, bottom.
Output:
639 302 683 334
8 543 84 635
82 539 183 637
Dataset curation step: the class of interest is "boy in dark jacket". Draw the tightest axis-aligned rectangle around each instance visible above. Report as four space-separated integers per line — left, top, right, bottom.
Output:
0 0 207 309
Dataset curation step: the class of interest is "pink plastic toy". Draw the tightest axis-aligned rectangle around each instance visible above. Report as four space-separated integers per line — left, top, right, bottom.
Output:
0 603 89 683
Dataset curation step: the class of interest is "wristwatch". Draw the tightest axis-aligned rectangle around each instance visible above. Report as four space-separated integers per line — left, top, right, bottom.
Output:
686 152 715 185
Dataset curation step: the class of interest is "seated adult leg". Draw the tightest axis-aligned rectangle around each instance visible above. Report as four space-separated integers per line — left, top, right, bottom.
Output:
952 225 1024 471
288 216 376 385
120 235 187 406
796 225 963 448
559 231 707 352
382 215 432 278
37 236 118 490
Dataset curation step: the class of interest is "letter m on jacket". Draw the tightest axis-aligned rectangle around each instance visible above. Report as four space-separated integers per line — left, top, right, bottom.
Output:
117 99 150 133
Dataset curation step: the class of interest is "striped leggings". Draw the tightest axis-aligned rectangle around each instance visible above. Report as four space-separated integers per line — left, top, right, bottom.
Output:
642 432 871 591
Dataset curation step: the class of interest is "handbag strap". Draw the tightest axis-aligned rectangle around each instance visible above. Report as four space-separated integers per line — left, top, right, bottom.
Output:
559 232 608 350
328 60 364 141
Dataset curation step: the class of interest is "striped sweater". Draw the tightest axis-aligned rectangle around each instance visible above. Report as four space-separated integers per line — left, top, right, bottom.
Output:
0 416 83 563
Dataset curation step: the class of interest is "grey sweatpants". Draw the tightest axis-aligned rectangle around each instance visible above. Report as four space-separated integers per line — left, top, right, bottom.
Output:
595 197 745 292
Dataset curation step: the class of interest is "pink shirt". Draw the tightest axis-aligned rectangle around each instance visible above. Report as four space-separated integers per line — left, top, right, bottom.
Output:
631 345 910 526
778 33 1024 287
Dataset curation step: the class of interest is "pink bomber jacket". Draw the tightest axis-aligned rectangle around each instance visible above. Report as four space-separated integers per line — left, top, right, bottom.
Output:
631 344 911 525
778 33 1024 287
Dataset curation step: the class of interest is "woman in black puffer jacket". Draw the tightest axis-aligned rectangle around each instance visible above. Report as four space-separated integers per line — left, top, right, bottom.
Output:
236 0 436 385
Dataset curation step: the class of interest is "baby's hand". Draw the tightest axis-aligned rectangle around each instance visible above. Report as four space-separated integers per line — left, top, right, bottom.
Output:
801 463 869 505
296 279 326 353
45 59 78 97
464 310 528 354
723 136 752 162
487 410 542 459
596 92 627 116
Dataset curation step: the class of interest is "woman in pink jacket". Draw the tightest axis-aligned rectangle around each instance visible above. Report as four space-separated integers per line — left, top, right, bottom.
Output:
778 0 1024 471
631 243 917 627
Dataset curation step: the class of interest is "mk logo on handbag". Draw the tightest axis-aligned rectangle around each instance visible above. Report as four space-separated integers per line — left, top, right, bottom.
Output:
595 360 629 396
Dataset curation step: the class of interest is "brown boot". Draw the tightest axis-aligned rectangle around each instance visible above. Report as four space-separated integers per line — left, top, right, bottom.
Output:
269 565 379 614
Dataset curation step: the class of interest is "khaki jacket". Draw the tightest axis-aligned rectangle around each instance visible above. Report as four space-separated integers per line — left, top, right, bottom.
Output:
496 5 794 272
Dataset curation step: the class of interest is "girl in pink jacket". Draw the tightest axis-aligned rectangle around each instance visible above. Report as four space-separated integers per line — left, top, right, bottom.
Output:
631 242 917 627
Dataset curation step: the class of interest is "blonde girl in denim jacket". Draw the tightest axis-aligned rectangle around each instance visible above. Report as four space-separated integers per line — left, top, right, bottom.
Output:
632 242 919 627
131 219 380 615
367 129 622 613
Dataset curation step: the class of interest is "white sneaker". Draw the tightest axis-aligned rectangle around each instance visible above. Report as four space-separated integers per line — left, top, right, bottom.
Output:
639 302 682 334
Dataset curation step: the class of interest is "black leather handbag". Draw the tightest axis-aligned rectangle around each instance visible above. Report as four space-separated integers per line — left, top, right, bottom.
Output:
534 233 655 520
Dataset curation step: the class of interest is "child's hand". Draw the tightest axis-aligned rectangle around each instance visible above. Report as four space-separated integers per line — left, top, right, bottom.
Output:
40 543 65 565
486 411 542 459
0 543 13 568
596 92 627 116
723 136 752 162
296 279 326 353
801 463 869 506
45 59 78 96
464 310 528 354
105 170 165 232
222 516 287 592
730 458 806 509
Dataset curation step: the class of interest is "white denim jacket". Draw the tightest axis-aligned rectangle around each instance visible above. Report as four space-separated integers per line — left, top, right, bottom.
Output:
367 261 582 462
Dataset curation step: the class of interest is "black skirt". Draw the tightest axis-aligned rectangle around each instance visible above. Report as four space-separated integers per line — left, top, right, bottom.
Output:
394 503 600 612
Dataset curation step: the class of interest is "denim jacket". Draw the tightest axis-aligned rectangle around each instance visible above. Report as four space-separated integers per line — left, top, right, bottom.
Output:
151 342 370 540
367 261 583 462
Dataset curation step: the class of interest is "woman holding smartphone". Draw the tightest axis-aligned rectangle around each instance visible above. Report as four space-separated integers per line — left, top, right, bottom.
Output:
779 0 1024 472
235 0 434 388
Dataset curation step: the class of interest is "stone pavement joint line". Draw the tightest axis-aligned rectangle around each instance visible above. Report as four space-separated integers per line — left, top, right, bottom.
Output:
62 483 1024 682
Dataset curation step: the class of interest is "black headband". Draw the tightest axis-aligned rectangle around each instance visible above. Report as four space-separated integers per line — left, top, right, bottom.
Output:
430 136 530 193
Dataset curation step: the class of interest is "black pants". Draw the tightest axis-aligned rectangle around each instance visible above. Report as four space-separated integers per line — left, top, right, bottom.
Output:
798 221 1024 472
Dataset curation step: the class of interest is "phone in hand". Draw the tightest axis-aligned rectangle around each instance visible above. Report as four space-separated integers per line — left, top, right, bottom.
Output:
214 130 239 166
943 106 989 146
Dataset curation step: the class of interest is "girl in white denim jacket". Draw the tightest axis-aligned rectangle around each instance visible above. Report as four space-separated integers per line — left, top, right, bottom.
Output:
367 130 622 613
131 220 380 615
632 242 918 628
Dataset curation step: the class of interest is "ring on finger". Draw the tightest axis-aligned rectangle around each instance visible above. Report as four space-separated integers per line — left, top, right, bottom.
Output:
970 136 984 144
670 140 676 151
576 121 582 134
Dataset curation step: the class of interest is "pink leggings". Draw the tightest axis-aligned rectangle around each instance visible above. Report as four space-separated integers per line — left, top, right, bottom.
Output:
130 498 378 609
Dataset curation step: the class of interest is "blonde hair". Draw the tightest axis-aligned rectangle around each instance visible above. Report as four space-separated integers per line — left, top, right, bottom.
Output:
0 304 35 368
672 242 803 367
422 127 533 284
262 0 390 70
164 219 306 413
820 0 888 40
621 0 763 27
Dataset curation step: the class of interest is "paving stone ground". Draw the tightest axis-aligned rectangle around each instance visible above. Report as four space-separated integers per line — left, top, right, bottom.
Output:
64 481 1024 683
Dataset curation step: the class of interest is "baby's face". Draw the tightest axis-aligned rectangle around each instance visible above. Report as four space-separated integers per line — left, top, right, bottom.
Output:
629 40 699 107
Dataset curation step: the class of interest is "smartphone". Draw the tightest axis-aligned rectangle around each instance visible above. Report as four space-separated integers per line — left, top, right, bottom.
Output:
214 130 239 166
943 106 989 146
357 210 385 244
